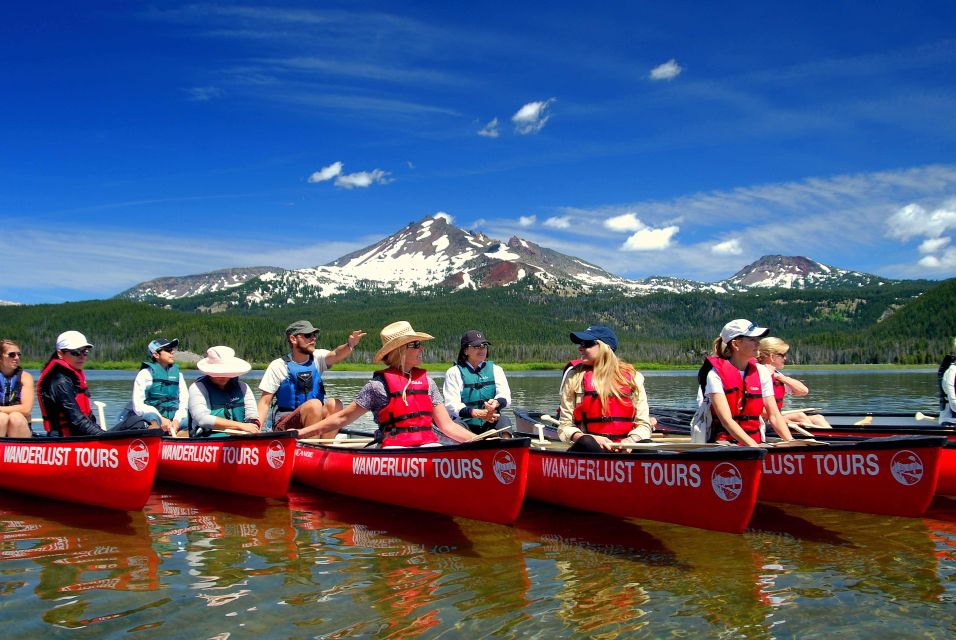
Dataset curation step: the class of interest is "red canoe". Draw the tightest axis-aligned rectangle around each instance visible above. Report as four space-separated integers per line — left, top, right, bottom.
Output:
653 408 956 498
158 431 297 498
0 429 162 510
757 435 946 516
526 444 765 533
513 408 764 532
293 438 530 524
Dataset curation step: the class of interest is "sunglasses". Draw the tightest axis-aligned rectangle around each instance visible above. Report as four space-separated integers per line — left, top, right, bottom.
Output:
406 341 424 349
160 346 176 353
297 334 318 341
4 352 21 358
578 340 598 349
65 348 92 357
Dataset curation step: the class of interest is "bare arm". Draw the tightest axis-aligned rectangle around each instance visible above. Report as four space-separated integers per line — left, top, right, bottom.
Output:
324 330 367 367
764 396 794 441
709 392 759 447
257 390 275 425
298 401 367 439
774 371 808 396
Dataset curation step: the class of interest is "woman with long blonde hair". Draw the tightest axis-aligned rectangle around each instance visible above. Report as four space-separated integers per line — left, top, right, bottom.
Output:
757 336 831 429
557 325 651 452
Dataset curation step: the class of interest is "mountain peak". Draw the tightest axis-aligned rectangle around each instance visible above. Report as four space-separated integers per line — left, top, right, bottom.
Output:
720 255 889 289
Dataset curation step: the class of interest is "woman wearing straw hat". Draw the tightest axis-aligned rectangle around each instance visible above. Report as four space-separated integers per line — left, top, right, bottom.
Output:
188 346 261 437
297 321 476 446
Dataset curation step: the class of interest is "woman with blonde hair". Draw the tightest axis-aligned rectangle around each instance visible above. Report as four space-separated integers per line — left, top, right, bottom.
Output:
757 336 831 429
298 321 476 447
0 339 33 438
557 325 652 452
695 319 794 447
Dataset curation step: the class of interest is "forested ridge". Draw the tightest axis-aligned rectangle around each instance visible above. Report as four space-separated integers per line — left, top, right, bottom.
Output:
2 277 952 366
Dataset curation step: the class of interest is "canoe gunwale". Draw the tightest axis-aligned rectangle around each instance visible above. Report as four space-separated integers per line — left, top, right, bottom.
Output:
4 428 164 444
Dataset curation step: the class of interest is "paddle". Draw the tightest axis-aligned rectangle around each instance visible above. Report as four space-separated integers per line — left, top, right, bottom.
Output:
470 426 512 442
300 437 375 444
782 407 821 416
915 411 937 422
540 414 560 426
93 400 107 428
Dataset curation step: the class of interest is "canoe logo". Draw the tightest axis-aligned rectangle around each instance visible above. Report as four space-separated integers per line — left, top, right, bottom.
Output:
266 440 286 469
890 450 924 486
127 440 150 472
711 462 743 501
493 451 517 485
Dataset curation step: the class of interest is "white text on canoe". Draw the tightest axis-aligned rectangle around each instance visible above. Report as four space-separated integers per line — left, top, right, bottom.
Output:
3 445 119 468
161 444 259 465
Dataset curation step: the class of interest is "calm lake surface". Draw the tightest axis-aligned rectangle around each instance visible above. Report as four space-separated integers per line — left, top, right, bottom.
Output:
4 369 956 638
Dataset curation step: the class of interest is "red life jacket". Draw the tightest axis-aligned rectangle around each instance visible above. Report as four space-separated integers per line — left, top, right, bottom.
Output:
572 368 636 441
703 356 765 443
772 377 786 411
374 367 437 447
37 357 93 436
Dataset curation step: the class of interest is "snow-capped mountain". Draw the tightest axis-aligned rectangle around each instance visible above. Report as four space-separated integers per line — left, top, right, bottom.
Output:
118 267 285 300
0 299 21 306
717 255 888 290
117 216 895 306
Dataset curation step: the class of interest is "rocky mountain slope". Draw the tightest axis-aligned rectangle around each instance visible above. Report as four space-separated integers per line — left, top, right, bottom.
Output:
117 215 894 306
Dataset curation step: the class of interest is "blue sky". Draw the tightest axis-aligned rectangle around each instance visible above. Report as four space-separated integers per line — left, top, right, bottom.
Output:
4 1 956 304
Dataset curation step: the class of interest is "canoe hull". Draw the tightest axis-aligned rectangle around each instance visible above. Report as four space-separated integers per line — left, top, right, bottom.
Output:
526 446 765 533
293 439 530 524
758 435 945 516
0 430 162 510
158 432 297 498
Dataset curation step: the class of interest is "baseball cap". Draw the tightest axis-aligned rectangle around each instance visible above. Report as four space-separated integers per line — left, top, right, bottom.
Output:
570 325 618 352
286 320 320 337
720 319 768 344
460 330 491 348
56 330 94 351
148 338 179 355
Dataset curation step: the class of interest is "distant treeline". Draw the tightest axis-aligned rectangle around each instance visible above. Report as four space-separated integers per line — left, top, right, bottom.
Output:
2 277 954 366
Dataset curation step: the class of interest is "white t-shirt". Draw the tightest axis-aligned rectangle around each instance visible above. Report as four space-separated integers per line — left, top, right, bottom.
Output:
258 350 332 395
126 366 189 425
941 364 956 425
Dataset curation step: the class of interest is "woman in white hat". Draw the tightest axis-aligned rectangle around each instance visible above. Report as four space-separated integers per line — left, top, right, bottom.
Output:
188 346 260 437
297 321 476 446
695 319 794 447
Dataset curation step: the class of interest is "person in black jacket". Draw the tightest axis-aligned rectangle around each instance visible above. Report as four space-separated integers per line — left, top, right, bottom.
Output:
37 331 147 437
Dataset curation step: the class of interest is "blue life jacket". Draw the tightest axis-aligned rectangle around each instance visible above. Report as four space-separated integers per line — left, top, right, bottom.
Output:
0 368 22 406
275 354 325 411
191 376 246 437
458 361 497 430
141 360 181 420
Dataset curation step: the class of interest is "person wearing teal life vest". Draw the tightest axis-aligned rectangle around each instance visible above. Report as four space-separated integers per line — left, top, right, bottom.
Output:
120 338 188 434
188 346 260 437
257 320 366 431
0 338 33 438
442 330 512 435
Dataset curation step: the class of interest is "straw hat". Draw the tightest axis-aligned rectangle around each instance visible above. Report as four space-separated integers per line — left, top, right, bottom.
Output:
373 321 434 363
196 346 251 377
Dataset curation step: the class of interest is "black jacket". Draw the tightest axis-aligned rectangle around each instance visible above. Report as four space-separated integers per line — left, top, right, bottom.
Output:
39 370 101 436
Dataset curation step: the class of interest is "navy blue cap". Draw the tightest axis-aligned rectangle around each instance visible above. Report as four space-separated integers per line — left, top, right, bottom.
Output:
570 325 618 352
147 338 178 356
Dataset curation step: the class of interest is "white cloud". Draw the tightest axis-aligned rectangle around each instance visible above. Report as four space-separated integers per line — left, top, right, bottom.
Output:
649 59 682 81
919 237 951 254
433 211 453 223
512 99 555 134
307 161 343 183
478 117 499 138
519 215 536 227
334 169 392 189
604 212 645 232
918 248 956 270
183 86 224 101
711 238 743 255
543 216 571 229
622 226 679 251
886 201 956 241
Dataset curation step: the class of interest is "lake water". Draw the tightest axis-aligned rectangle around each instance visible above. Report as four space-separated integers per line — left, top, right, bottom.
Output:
4 369 956 638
